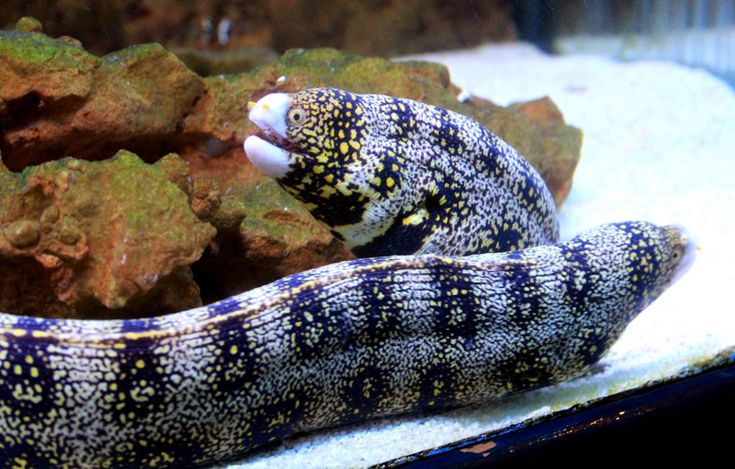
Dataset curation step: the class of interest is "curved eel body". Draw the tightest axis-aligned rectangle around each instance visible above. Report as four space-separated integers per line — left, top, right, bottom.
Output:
245 88 559 257
0 88 692 467
0 222 689 467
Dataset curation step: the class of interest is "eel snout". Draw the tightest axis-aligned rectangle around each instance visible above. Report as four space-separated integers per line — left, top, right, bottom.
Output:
244 93 292 179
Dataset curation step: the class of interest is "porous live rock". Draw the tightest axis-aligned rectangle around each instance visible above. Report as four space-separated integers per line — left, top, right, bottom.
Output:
0 29 204 169
0 151 215 319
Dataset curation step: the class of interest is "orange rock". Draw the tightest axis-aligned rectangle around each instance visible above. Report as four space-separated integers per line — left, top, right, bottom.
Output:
0 152 215 318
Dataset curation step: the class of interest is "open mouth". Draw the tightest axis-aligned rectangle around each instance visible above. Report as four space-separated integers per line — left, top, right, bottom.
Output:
244 93 298 179
254 128 299 153
244 133 292 179
255 128 283 147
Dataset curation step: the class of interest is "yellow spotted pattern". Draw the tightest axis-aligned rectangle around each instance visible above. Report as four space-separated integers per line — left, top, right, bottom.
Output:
0 220 689 467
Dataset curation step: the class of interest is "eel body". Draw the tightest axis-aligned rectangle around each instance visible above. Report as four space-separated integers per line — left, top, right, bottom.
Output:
245 88 559 257
0 222 690 467
0 88 693 467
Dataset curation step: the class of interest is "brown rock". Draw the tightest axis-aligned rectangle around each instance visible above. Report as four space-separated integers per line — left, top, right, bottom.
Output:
2 219 41 248
0 151 216 318
172 47 278 77
0 32 205 170
1 2 514 57
0 29 98 103
14 17 43 33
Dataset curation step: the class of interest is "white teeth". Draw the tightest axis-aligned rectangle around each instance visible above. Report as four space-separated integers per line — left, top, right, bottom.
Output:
248 93 290 139
243 135 291 179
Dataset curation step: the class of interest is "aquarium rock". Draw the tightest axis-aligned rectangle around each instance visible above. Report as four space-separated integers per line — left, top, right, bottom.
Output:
0 151 215 319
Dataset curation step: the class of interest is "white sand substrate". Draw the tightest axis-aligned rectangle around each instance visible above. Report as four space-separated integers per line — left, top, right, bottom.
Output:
227 42 735 468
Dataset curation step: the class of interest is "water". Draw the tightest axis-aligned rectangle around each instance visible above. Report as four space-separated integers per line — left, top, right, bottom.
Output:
1 1 734 467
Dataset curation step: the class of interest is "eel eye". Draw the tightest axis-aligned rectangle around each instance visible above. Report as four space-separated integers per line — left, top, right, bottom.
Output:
288 108 305 125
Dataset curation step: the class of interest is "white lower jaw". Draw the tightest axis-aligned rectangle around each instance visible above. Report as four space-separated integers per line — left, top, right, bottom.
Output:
243 135 291 179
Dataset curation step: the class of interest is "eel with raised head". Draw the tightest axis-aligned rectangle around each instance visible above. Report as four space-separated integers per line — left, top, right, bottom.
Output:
244 88 559 257
0 88 692 468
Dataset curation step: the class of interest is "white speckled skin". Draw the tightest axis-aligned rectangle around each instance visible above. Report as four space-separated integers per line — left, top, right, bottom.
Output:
246 88 559 257
0 221 690 467
0 88 692 467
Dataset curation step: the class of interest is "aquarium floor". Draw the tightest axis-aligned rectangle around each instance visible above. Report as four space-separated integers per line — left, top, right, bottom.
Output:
225 42 735 469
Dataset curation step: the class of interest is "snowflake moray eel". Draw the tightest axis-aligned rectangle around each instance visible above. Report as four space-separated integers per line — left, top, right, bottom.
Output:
0 88 692 467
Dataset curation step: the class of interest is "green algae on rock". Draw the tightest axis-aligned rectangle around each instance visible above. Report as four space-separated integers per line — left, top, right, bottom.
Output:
0 151 215 319
0 31 204 170
0 29 99 102
96 44 205 138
